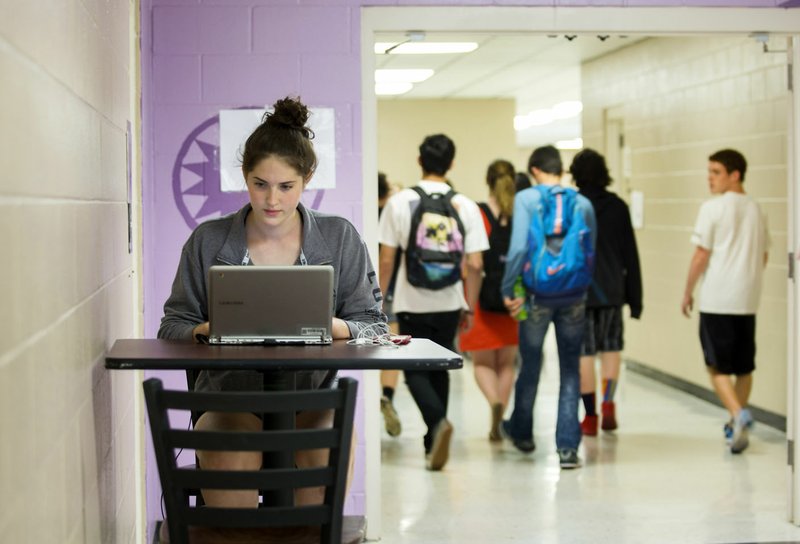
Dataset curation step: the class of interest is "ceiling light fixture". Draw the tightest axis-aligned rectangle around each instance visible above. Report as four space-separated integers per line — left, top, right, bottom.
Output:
556 138 584 150
551 101 583 119
514 101 584 131
375 82 413 96
374 42 478 55
380 30 426 54
375 69 434 84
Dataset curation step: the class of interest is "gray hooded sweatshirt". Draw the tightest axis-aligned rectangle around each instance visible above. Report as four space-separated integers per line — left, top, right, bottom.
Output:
158 202 387 391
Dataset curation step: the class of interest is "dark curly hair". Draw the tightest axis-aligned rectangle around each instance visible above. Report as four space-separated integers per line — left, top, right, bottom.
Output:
241 96 317 179
570 148 611 190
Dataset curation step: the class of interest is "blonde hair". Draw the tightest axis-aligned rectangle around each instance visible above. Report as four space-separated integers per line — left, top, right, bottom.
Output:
486 159 516 218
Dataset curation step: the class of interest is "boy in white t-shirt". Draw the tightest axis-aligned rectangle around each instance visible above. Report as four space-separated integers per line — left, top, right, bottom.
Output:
378 134 489 471
681 149 770 454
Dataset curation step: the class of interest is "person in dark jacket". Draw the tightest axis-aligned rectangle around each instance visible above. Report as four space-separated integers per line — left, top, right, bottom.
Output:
570 149 643 436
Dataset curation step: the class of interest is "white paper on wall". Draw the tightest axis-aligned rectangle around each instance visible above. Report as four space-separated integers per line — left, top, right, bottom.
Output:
631 190 644 229
219 108 336 192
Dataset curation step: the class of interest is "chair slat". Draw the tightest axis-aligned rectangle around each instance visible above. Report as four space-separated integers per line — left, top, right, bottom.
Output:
144 376 358 544
183 505 330 528
171 467 334 490
161 389 344 413
165 428 339 451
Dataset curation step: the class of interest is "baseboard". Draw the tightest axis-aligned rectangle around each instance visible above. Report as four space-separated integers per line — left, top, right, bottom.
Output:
624 359 786 432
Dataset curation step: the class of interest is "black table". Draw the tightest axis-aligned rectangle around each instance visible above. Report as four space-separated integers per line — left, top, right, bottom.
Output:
105 338 463 371
106 337 462 506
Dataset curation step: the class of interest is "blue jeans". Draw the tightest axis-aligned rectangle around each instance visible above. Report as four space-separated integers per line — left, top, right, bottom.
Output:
507 299 586 450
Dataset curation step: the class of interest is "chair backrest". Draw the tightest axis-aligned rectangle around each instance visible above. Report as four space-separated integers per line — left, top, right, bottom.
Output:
144 376 358 544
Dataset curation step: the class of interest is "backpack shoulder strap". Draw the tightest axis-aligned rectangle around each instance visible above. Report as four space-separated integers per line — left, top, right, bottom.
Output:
477 202 496 224
442 189 457 202
477 202 496 236
411 186 429 201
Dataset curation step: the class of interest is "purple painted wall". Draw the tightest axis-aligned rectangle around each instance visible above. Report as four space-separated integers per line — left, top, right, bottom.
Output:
140 2 366 535
140 0 791 538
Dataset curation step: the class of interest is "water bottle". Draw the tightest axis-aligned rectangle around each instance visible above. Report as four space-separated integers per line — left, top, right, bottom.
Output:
513 277 529 321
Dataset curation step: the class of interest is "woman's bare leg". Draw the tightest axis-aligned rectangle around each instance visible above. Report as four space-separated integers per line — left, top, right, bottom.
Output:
195 411 263 508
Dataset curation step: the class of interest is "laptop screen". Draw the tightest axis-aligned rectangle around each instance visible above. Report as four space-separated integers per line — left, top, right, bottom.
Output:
207 265 334 345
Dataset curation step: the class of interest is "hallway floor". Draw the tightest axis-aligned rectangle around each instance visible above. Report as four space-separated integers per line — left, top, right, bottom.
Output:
378 336 800 543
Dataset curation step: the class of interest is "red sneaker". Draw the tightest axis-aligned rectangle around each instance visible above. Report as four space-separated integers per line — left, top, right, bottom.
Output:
601 401 617 431
581 414 598 436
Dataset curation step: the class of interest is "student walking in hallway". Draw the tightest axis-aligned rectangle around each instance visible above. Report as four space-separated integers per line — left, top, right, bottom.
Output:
378 171 403 438
570 149 643 436
458 159 519 441
681 149 770 454
499 145 596 469
378 134 488 470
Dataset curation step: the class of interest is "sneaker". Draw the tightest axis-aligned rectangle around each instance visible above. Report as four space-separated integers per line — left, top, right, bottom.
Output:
731 408 754 454
489 403 504 442
601 401 617 431
380 395 402 437
500 420 536 453
426 419 453 471
723 420 734 445
558 448 581 469
581 414 598 436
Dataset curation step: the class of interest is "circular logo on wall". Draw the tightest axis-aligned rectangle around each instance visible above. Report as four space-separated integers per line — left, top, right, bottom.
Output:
172 113 326 230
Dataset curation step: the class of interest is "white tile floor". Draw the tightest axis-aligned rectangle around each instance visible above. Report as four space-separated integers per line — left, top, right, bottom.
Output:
378 334 800 544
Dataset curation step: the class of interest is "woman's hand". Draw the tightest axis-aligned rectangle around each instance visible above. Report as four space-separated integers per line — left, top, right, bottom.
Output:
332 318 351 340
459 310 474 332
192 322 210 342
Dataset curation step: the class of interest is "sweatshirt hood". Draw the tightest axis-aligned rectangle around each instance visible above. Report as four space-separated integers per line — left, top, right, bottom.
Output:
580 186 616 215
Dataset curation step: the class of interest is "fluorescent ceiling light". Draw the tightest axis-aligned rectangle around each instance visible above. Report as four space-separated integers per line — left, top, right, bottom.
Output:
375 69 434 84
528 109 554 126
556 138 584 150
374 42 478 55
375 82 413 96
514 101 584 131
552 101 583 120
514 109 554 131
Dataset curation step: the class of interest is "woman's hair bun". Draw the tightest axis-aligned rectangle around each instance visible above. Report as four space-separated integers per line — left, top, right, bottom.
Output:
264 96 314 139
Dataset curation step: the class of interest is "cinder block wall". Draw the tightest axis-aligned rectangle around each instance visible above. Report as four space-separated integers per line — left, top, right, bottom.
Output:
582 36 789 415
0 1 140 542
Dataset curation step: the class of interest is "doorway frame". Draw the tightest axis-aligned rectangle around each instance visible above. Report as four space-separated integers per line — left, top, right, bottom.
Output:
361 6 800 539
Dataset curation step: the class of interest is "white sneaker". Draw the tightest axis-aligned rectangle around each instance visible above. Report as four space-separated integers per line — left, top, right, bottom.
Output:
731 408 753 454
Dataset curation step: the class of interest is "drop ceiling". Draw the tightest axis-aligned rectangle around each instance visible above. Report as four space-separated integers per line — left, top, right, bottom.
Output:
375 32 643 147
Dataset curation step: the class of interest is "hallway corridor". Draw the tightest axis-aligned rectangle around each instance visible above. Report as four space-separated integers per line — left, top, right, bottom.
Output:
379 336 800 543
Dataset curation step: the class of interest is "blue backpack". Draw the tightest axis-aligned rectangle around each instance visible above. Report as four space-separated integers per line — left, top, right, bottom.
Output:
522 185 594 299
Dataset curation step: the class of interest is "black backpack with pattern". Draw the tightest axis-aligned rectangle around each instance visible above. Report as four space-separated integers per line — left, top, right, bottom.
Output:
405 187 466 290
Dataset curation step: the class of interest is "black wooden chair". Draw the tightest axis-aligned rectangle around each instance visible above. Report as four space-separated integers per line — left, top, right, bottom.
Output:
144 376 364 544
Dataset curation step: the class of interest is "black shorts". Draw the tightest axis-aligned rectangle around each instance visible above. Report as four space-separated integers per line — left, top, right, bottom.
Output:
580 306 624 356
699 313 756 375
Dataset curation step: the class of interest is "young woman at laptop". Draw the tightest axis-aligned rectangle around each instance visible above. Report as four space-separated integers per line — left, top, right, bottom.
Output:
158 96 388 508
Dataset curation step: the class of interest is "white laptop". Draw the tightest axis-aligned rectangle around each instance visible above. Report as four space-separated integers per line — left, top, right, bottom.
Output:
207 265 334 345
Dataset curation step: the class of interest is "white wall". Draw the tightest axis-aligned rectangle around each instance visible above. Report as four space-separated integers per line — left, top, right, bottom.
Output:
582 36 789 415
0 1 141 542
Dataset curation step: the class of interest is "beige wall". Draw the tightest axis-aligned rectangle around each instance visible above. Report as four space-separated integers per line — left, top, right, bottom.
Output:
0 2 141 542
378 99 519 202
582 36 789 415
